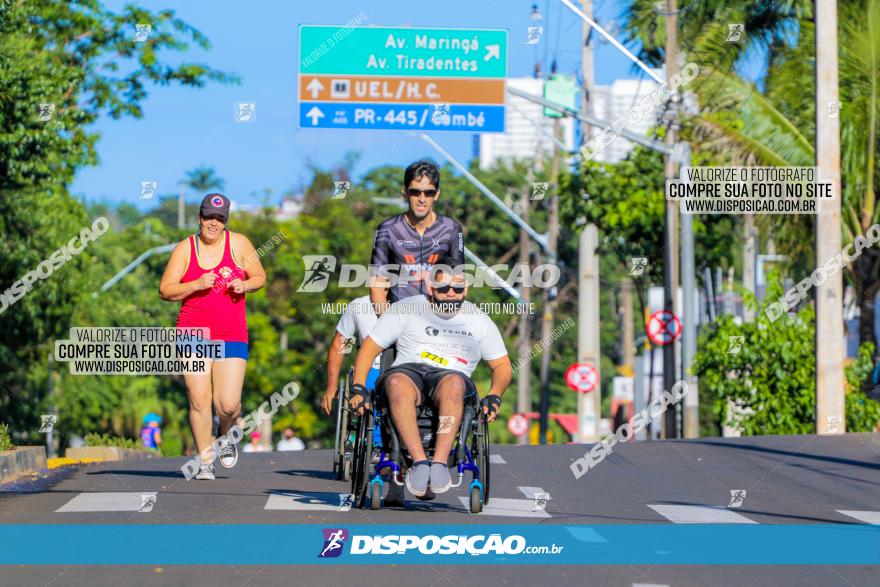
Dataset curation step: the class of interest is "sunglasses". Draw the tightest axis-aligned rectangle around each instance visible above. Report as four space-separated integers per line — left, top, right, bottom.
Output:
434 284 466 294
407 188 438 198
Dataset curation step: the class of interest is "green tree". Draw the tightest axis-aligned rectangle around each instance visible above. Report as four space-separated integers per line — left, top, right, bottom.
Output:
693 272 880 434
0 0 235 442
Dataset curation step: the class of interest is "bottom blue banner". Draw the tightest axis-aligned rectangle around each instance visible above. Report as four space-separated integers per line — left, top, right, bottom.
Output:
2 524 879 565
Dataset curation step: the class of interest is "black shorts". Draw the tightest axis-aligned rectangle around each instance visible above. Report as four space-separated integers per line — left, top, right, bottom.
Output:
376 362 478 405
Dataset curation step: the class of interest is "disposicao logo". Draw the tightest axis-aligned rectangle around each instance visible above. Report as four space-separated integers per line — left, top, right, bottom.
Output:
318 528 348 558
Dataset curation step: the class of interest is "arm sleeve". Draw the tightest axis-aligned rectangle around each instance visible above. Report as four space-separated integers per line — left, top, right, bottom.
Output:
449 220 465 267
336 302 357 338
370 223 393 278
367 305 405 349
479 319 508 361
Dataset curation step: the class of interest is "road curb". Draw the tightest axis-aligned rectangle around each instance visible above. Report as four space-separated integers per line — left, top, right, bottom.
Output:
65 447 158 461
47 457 105 469
0 446 48 485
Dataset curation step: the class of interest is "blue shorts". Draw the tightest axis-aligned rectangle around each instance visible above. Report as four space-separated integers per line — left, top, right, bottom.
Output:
223 341 249 360
175 340 249 361
365 367 381 391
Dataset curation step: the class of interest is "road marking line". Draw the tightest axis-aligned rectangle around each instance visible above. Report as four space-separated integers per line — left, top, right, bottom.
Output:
837 510 880 524
489 454 506 464
517 486 544 499
456 496 551 518
647 504 758 524
55 492 157 513
566 526 608 543
264 491 350 511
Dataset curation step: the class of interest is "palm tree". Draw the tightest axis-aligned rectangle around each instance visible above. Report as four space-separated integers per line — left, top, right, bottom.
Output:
184 165 225 194
181 165 225 228
662 2 880 346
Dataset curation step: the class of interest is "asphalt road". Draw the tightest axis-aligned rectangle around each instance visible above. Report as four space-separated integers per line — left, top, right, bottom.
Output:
1 433 878 586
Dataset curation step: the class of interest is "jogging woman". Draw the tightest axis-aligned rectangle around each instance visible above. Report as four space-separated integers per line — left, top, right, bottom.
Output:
160 193 266 480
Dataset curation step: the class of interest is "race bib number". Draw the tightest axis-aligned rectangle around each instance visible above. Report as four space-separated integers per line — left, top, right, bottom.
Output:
418 350 449 367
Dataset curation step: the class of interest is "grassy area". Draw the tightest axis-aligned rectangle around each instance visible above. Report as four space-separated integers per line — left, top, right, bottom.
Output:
84 433 157 452
0 423 14 452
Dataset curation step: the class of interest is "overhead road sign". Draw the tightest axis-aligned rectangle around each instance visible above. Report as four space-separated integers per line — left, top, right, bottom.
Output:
299 76 505 104
298 25 507 132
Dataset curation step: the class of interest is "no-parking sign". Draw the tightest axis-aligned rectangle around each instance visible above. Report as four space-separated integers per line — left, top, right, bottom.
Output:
647 310 682 346
565 363 598 393
508 413 528 436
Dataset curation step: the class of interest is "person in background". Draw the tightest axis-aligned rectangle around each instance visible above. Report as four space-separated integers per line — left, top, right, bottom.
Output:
276 427 305 451
140 413 163 450
242 430 267 453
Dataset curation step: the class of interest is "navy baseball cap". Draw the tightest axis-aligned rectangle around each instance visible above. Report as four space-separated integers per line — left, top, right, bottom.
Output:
200 193 230 223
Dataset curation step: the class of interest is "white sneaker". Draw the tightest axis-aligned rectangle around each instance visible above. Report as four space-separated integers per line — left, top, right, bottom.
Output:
195 462 215 480
218 437 238 469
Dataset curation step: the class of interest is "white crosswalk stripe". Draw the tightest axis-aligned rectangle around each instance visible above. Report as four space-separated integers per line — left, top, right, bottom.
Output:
836 510 880 524
456 496 551 518
56 492 157 513
648 504 758 524
489 454 506 464
264 491 352 511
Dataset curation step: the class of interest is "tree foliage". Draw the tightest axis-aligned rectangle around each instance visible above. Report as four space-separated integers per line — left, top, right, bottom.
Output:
693 272 880 434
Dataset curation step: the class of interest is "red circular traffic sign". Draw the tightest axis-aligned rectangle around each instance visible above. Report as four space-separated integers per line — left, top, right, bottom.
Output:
647 310 682 346
565 363 599 393
508 413 529 436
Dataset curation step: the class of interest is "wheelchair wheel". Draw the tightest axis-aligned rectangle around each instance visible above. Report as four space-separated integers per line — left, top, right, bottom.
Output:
475 412 491 504
469 483 483 513
370 481 382 510
333 375 350 480
351 409 374 509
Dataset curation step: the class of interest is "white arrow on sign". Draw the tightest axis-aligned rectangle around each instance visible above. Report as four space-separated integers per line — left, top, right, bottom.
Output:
306 106 324 125
306 78 324 98
484 44 500 61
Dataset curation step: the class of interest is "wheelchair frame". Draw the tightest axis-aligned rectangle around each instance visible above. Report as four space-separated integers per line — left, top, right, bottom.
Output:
349 373 491 513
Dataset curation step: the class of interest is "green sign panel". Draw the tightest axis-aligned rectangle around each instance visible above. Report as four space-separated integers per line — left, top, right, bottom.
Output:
543 74 578 118
300 25 508 78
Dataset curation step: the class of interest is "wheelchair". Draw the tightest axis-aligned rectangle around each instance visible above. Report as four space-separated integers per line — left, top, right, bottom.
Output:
349 369 491 513
331 368 355 481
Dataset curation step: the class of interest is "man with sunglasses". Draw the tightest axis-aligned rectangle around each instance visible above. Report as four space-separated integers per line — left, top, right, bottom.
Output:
350 261 512 499
369 160 465 316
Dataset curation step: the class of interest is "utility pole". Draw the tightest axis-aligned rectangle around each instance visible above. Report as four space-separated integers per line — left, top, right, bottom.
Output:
580 0 594 144
662 0 681 439
517 172 533 446
178 183 185 230
815 0 845 434
538 118 562 444
621 279 635 374
577 224 601 442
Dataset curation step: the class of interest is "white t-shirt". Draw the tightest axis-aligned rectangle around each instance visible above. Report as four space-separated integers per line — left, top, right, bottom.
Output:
367 295 508 378
336 295 381 369
276 437 305 451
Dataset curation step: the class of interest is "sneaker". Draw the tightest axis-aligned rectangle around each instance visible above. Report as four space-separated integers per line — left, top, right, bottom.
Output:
218 437 238 469
429 462 452 494
194 462 215 480
404 461 430 497
384 480 406 507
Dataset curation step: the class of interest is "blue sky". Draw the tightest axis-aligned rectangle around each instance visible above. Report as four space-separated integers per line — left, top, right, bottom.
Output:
72 0 648 208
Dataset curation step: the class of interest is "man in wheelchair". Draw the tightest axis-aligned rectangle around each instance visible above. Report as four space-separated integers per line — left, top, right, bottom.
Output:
349 261 511 498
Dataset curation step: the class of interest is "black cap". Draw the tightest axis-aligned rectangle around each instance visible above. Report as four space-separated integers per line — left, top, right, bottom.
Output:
200 193 230 223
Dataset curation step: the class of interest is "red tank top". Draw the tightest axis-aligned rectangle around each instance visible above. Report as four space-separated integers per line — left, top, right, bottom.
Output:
176 231 248 342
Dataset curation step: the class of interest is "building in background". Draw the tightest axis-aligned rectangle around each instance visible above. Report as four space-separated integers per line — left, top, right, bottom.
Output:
475 78 576 170
475 77 661 168
587 78 661 163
